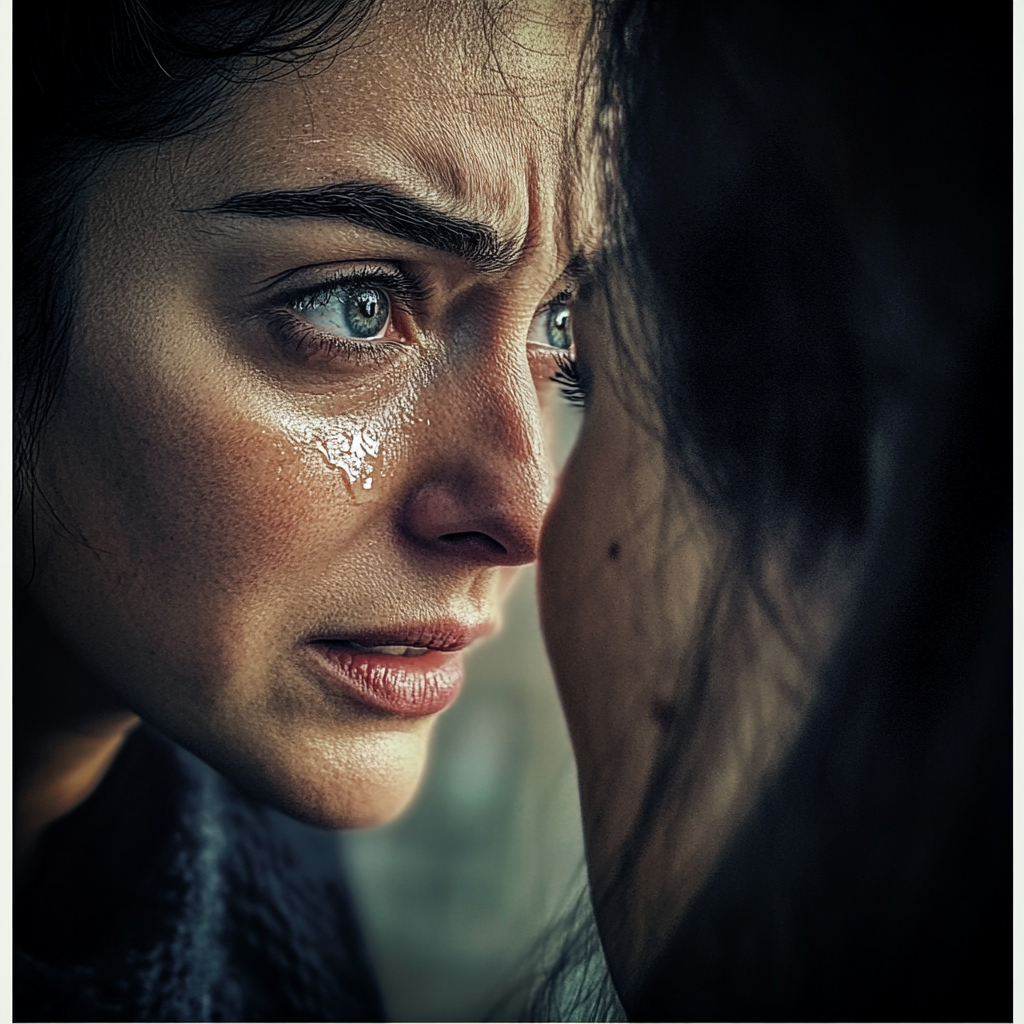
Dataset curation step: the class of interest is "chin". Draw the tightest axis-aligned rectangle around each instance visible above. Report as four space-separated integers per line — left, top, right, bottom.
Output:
203 717 437 831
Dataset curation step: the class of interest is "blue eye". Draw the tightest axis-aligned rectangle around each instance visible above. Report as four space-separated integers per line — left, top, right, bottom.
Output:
294 284 391 339
528 303 573 351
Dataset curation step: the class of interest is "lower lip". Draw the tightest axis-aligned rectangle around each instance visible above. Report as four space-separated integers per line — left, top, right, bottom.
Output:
307 642 464 717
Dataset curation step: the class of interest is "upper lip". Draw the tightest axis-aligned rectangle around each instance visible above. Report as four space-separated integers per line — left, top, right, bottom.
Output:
307 620 495 653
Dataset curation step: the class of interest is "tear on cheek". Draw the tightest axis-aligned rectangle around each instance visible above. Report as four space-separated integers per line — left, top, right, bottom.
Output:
283 418 382 503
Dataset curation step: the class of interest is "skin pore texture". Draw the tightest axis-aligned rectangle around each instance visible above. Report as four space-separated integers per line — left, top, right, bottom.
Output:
14 0 599 878
539 291 847 997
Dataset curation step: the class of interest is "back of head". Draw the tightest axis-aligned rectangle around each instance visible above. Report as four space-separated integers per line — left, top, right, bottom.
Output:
600 0 1009 1018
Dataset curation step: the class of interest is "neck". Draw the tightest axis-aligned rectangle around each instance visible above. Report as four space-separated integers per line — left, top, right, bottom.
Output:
14 590 139 884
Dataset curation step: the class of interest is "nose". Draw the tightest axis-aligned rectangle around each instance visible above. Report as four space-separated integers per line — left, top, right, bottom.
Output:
400 352 551 568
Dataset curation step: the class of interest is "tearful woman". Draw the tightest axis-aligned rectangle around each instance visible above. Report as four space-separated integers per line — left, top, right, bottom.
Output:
14 1 600 1019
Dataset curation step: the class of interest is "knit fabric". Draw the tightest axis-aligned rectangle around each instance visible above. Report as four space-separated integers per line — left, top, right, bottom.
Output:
15 726 385 1022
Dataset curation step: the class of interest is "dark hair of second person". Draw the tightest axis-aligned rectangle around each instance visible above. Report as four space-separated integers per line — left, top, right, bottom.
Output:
537 0 1008 1019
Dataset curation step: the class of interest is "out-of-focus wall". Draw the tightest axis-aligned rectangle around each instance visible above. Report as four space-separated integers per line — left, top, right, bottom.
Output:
339 566 587 1022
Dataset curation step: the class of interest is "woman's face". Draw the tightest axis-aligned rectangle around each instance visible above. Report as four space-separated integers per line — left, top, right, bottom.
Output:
539 300 721 974
538 291 841 987
16 0 597 828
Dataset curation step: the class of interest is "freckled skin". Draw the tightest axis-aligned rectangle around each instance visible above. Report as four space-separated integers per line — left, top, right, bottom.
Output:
15 0 598 832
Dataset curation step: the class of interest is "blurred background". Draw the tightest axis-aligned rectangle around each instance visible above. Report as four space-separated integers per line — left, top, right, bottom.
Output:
339 405 595 1022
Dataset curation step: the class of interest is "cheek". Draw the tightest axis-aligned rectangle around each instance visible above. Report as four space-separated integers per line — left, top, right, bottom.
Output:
92 379 356 593
540 472 664 876
539 399 633 649
32 347 389 675
539 451 626 736
540 412 713 860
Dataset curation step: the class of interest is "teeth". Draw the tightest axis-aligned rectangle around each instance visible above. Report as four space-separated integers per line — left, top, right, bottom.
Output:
347 642 430 658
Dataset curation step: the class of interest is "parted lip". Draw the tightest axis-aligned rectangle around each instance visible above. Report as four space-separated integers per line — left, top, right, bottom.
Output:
305 620 495 653
302 620 495 717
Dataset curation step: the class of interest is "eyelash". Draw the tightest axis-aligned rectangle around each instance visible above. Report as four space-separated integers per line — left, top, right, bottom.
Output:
284 267 431 310
538 288 587 408
272 267 429 362
552 352 587 408
269 267 590 407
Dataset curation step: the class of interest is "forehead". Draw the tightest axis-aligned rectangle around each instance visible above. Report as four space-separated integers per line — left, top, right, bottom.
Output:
178 0 599 261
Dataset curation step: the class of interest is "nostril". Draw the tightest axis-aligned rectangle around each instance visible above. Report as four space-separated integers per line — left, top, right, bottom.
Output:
401 481 539 566
438 531 508 557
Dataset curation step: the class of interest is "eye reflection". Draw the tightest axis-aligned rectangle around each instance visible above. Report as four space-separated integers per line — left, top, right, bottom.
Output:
294 284 392 340
528 303 573 351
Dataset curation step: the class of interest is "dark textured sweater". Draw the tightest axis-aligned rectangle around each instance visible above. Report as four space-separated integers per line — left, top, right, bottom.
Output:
15 725 385 1022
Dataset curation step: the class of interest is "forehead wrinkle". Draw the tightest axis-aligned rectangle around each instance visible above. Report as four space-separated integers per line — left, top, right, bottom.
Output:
396 97 591 286
388 132 544 274
174 0 595 281
514 142 601 289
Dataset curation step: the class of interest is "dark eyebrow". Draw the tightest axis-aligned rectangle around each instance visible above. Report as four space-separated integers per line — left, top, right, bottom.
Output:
562 249 597 284
202 182 521 274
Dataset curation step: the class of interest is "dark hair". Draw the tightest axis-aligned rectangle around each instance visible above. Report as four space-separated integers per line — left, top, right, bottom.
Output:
15 0 377 508
591 0 1009 1018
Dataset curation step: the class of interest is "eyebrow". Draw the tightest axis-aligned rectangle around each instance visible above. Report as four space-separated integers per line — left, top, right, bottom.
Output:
562 249 596 284
203 182 522 274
